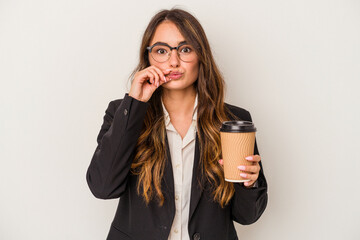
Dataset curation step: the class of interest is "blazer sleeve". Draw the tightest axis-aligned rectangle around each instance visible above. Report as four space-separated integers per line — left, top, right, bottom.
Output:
230 110 268 225
86 93 149 199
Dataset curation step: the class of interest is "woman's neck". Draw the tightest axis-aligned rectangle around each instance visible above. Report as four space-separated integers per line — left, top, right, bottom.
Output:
162 86 197 118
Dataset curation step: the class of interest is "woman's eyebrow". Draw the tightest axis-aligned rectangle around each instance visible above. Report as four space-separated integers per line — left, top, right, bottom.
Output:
152 41 188 46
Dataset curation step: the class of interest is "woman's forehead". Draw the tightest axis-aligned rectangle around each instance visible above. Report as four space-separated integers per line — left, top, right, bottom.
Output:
150 21 186 46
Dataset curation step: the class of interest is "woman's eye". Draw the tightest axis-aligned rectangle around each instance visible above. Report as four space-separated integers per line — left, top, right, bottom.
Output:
156 48 167 54
180 47 192 53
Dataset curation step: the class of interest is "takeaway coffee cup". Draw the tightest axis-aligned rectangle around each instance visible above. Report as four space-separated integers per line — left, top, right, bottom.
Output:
220 121 257 182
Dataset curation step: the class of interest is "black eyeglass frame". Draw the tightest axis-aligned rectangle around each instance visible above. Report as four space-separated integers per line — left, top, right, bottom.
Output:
146 42 195 63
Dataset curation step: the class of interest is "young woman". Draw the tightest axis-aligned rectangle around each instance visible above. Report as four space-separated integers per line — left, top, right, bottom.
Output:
86 8 268 240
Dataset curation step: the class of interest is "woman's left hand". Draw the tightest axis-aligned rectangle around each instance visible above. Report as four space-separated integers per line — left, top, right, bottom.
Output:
218 155 261 188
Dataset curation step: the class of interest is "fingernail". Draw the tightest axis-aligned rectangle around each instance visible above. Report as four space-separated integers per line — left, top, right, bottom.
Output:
238 166 246 170
157 82 159 87
244 182 249 186
240 173 247 178
164 76 166 82
245 156 253 160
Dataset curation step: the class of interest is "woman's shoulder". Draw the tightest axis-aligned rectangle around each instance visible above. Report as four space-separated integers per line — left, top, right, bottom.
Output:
102 96 127 117
106 94 149 116
110 98 122 106
103 99 122 115
224 102 253 122
107 94 133 109
109 93 147 107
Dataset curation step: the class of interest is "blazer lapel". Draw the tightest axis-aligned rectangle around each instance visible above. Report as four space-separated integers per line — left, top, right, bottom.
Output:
162 135 175 215
189 134 204 221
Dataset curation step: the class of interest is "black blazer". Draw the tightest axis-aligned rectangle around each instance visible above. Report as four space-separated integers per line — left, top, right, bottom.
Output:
86 94 268 240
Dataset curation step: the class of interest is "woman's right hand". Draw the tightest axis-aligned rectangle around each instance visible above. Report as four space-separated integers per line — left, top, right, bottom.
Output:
129 66 172 102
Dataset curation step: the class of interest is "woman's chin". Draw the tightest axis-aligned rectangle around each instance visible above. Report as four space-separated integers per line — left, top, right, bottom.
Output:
162 79 196 91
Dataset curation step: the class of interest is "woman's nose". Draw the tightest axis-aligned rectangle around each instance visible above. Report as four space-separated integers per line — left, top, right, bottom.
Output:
168 50 180 68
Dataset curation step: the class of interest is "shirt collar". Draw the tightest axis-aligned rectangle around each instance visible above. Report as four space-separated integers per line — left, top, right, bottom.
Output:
161 93 198 128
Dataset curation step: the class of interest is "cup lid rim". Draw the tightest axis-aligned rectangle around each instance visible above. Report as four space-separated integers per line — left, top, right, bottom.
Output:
220 120 257 132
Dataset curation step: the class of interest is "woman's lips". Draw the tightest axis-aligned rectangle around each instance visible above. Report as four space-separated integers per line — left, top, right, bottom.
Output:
167 72 183 80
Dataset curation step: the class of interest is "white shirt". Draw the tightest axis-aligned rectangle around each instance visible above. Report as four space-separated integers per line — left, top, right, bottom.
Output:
161 94 198 240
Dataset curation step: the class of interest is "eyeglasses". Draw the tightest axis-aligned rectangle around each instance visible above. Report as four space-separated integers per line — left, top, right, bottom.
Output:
147 42 197 63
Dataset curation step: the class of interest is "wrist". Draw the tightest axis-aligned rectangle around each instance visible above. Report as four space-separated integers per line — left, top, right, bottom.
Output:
128 93 147 103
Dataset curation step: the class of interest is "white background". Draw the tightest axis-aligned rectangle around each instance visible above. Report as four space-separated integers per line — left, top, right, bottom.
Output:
1 0 359 239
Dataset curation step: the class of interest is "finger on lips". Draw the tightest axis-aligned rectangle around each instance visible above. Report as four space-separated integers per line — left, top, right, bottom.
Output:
154 68 167 83
149 69 159 87
163 69 174 81
152 66 167 76
146 67 173 87
147 71 154 84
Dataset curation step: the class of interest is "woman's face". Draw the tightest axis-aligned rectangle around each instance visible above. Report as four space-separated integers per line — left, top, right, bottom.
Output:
148 21 199 91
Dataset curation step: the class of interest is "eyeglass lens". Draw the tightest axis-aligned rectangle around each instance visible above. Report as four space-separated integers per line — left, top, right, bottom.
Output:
150 45 195 62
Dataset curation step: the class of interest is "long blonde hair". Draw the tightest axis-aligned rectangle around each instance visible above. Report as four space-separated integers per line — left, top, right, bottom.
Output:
130 8 237 208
